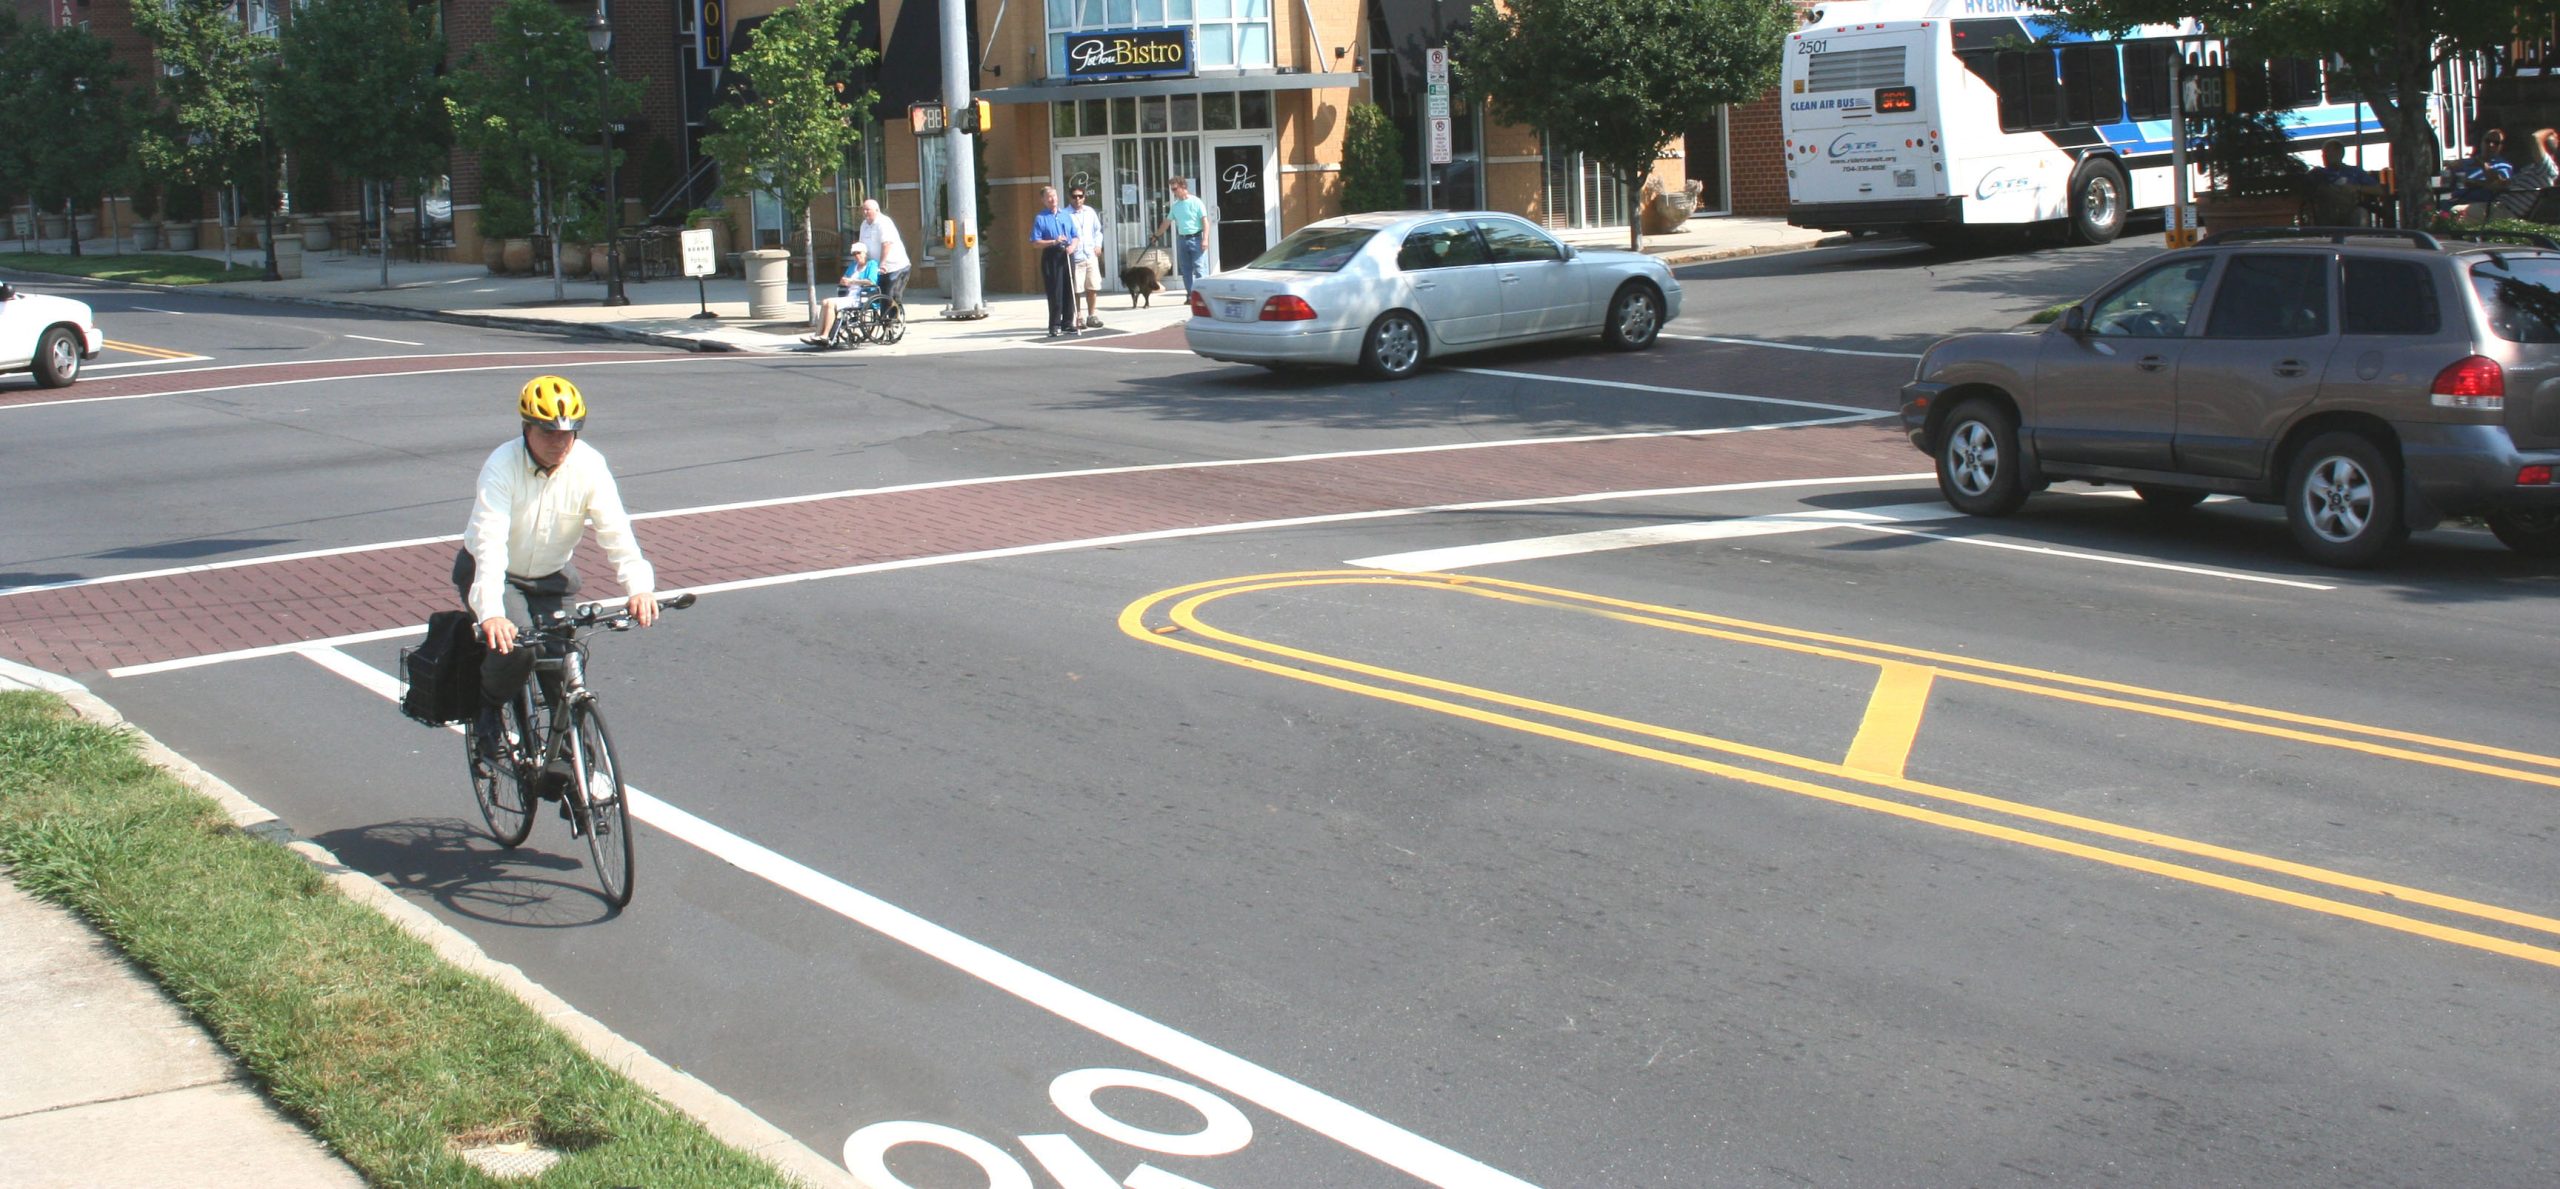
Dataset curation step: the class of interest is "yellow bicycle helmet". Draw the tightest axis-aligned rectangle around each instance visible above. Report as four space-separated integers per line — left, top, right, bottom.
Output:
518 375 587 432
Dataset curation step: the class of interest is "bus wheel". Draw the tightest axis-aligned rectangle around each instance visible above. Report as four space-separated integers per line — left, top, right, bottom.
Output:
2068 160 2126 245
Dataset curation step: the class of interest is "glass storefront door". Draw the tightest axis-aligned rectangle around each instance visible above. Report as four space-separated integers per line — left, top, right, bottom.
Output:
1208 140 1271 270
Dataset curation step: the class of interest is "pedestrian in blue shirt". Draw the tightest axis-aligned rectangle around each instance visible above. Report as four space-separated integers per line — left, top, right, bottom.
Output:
1156 178 1210 293
1030 185 1082 338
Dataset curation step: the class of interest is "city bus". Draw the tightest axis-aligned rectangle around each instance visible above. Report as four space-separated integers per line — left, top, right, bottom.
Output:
1780 0 2402 245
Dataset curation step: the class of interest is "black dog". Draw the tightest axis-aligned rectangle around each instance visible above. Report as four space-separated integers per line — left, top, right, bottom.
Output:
1120 265 1163 308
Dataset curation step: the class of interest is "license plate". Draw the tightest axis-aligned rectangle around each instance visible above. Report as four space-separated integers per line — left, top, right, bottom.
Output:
1221 299 1248 320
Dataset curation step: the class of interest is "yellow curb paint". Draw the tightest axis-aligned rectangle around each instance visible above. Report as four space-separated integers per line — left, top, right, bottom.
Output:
1120 571 2560 970
1845 663 1935 778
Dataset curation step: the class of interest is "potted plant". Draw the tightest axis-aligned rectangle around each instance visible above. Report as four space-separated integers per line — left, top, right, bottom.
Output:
130 181 162 251
481 185 534 273
2194 109 2309 234
161 184 200 250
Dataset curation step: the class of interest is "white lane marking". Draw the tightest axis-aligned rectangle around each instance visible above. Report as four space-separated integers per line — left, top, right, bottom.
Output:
1453 366 1884 417
84 356 214 371
0 352 687 414
17 414 1891 598
132 305 187 315
1661 333 1922 360
1350 503 1952 571
1841 523 2338 590
342 334 425 346
298 647 1543 1189
102 473 1936 677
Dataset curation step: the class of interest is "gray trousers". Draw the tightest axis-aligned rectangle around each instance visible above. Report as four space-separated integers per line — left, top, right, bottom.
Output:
451 548 579 709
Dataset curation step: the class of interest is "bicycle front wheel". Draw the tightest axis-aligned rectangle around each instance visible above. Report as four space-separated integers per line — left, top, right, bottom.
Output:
466 696 535 847
568 700 635 907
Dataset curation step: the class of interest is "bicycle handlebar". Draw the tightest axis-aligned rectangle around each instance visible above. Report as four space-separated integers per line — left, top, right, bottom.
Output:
521 591 697 641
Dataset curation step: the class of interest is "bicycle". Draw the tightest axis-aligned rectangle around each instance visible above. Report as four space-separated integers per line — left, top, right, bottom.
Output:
463 592 695 907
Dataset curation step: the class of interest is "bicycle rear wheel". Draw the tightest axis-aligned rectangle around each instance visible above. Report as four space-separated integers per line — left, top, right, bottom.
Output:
568 701 635 907
466 695 535 847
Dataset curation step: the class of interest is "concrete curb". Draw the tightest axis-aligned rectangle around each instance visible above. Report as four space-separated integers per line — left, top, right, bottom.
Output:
8 668 864 1189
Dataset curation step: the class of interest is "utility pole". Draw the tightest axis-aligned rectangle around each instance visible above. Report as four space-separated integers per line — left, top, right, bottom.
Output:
940 0 985 317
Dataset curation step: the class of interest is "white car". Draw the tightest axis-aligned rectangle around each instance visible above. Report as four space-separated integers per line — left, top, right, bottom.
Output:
1183 211 1682 379
0 281 102 387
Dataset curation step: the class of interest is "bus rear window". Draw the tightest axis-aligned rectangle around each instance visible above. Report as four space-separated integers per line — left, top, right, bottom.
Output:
2472 259 2560 344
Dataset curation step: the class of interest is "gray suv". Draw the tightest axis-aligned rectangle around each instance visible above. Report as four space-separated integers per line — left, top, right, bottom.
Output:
1901 228 2560 567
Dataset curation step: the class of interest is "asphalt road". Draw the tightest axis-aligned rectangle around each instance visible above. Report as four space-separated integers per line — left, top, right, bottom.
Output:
10 232 2560 1188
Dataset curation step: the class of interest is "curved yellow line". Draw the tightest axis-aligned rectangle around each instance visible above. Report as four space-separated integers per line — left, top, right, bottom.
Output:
1120 572 2560 968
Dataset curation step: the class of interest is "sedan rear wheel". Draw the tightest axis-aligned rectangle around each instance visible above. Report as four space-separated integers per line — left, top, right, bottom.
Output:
1360 311 1425 380
1603 283 1663 351
33 326 79 388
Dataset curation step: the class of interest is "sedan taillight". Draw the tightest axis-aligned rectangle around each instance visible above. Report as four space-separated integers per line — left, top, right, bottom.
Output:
1188 290 1211 317
1259 295 1316 321
2430 355 2505 410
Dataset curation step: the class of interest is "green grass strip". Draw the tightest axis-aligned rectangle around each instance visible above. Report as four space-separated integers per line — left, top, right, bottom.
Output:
0 251 267 285
0 690 798 1188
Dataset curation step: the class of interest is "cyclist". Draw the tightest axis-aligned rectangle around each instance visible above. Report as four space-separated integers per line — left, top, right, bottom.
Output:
457 375 659 756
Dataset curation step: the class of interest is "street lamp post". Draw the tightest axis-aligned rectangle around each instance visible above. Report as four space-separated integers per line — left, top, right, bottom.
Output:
587 7 629 307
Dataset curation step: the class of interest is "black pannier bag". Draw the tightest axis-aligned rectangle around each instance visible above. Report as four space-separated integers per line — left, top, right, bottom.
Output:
400 610 487 726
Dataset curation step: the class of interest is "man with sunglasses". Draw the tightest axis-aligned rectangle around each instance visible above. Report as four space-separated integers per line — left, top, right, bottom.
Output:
1066 186 1108 330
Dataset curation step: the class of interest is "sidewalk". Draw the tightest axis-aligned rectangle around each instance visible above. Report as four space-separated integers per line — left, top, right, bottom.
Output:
0 211 1833 1188
4 214 1831 357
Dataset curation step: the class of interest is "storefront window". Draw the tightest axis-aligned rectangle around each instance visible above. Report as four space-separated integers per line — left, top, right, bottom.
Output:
1203 93 1237 130
1239 91 1271 128
1141 95 1168 133
1047 0 1268 75
1054 102 1078 138
1171 94 1200 132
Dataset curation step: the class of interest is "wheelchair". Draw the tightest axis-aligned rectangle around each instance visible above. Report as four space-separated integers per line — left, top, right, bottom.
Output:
822 283 907 349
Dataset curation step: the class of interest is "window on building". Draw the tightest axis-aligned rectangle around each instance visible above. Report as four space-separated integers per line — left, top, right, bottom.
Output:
1049 0 1266 76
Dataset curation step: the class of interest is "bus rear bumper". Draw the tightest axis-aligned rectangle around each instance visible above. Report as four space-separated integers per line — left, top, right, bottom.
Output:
1789 197 1963 232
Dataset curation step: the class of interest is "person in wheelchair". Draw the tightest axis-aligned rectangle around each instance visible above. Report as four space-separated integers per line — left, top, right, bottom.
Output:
804 243 882 348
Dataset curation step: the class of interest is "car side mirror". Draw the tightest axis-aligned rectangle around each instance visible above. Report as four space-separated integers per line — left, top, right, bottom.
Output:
2059 305 2088 336
1557 245 1576 261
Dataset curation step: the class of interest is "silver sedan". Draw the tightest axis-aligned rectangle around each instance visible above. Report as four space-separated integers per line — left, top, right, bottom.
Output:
1183 211 1682 379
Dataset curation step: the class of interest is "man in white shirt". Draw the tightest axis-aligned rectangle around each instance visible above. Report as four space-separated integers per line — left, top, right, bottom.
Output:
859 199 911 317
455 375 658 751
1066 186 1107 329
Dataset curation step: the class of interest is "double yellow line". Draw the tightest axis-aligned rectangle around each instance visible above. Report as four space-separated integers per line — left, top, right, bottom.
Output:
102 339 197 360
1122 571 2560 969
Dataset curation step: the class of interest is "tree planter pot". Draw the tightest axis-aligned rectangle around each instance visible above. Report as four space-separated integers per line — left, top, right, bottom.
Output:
561 244 592 278
73 213 97 240
501 237 534 274
298 217 332 252
162 222 199 251
132 220 161 251
589 242 613 281
271 237 304 279
38 215 66 240
483 237 506 273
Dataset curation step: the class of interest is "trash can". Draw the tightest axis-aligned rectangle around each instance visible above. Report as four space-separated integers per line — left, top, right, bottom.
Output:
745 248 793 319
272 236 304 280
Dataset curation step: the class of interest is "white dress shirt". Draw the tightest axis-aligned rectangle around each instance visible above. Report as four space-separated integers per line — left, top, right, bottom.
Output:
462 437 653 623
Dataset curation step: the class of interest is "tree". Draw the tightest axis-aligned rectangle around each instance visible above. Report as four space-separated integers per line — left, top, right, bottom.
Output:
273 0 450 288
2045 0 2560 228
700 0 876 322
0 21 134 256
1342 103 1406 213
1454 0 1791 250
134 0 269 270
446 0 632 300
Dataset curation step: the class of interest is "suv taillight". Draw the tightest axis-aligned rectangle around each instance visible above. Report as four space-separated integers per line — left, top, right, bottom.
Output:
2431 355 2505 410
1259 295 1317 321
1188 290 1210 317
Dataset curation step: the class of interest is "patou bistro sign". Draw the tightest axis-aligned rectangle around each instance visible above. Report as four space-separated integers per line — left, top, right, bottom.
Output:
1063 26 1195 81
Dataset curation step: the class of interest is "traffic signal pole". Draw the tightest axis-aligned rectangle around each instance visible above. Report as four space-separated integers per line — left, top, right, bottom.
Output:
940 0 987 317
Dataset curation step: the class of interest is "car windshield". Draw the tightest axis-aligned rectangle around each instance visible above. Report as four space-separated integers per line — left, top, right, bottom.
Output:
2472 257 2560 343
1247 226 1376 273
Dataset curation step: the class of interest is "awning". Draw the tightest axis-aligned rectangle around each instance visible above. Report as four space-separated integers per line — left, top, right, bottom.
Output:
977 69 1364 104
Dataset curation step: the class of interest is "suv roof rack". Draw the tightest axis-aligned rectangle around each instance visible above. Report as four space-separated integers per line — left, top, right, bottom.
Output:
2444 228 2560 250
2197 226 2445 249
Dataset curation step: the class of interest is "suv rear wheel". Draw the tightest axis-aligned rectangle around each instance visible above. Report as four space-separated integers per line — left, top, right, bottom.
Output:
1935 399 2028 516
2286 431 2405 567
2485 509 2560 557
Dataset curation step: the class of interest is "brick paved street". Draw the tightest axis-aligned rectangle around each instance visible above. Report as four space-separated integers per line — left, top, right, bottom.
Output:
0 421 1916 676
